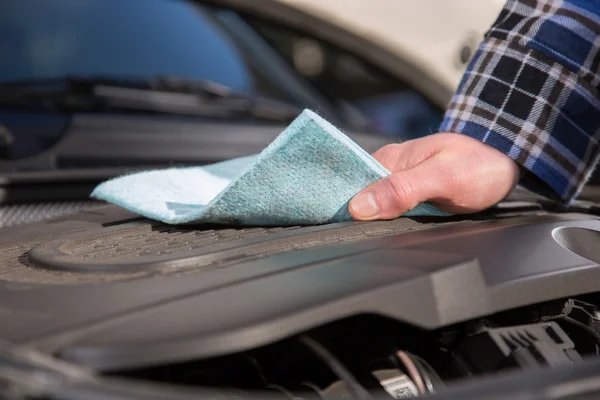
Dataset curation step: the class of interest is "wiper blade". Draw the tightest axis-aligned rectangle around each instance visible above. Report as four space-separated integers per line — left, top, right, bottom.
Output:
0 75 233 94
0 75 301 122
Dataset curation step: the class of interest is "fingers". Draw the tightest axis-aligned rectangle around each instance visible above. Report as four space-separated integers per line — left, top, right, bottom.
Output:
349 133 523 221
372 135 446 172
349 160 444 220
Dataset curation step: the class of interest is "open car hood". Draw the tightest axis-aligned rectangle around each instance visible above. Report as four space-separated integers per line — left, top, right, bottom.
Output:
203 0 504 108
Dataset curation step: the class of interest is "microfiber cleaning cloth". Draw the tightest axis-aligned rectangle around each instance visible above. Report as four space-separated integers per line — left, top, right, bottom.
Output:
91 109 447 225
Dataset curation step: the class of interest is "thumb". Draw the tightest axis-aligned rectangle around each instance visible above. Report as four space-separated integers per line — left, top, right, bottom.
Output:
348 163 442 220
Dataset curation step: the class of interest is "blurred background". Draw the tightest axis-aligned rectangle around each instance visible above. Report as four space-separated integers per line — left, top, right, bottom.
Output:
273 0 504 137
0 0 504 223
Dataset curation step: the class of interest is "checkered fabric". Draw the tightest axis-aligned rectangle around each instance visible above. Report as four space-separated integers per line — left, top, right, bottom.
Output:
440 0 600 203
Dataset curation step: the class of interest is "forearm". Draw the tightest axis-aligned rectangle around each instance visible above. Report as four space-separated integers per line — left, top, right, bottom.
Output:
440 0 600 204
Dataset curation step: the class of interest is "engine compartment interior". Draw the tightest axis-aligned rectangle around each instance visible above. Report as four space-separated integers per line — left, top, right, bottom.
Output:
3 202 600 399
104 296 600 399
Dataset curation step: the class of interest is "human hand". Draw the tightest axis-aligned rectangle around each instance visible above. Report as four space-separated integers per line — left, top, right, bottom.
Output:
348 133 520 220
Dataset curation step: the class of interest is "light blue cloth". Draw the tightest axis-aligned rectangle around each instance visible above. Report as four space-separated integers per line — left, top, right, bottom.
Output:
91 110 447 225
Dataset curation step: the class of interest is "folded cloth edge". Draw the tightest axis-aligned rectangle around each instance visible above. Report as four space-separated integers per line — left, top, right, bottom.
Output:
91 109 449 224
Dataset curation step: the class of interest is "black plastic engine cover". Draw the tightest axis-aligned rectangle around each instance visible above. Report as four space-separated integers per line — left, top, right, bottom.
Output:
1 205 600 371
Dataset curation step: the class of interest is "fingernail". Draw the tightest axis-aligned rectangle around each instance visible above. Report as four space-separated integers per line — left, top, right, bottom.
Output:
350 191 379 218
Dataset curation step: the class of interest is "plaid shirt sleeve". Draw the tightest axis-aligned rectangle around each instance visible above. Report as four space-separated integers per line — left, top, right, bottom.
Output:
439 0 600 204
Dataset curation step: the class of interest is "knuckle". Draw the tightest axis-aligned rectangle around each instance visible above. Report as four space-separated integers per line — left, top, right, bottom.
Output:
387 174 416 209
373 144 402 165
378 143 401 155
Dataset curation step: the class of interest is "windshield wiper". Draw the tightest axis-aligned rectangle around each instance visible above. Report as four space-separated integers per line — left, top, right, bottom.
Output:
0 75 301 122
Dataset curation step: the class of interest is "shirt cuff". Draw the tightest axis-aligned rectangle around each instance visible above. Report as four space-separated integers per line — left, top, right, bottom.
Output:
439 37 600 205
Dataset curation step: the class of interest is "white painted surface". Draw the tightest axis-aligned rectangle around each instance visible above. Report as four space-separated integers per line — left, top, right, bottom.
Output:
276 0 504 92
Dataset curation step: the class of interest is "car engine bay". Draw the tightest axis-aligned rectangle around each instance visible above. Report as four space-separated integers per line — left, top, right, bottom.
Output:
2 196 600 399
107 297 600 399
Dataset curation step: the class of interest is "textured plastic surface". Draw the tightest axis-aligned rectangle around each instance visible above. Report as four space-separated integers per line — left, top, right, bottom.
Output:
1 205 600 371
0 201 102 228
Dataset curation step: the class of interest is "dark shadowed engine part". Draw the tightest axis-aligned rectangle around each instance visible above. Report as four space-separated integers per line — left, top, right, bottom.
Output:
99 299 600 400
455 322 581 373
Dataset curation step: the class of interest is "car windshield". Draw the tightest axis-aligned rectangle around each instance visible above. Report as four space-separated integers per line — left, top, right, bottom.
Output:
0 0 441 165
0 0 286 100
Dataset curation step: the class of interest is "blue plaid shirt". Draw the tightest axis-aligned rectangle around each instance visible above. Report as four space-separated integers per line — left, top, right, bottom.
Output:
440 0 600 204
